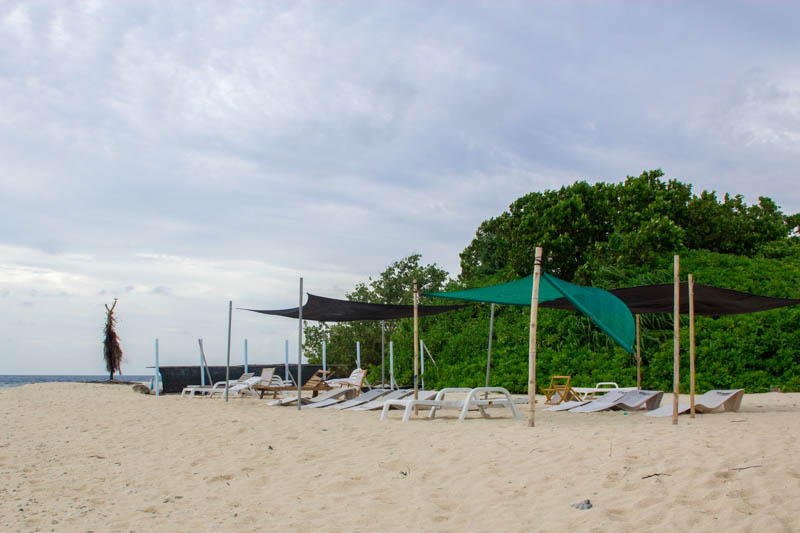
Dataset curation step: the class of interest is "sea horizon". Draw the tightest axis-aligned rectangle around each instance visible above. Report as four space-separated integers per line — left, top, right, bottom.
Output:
0 375 152 388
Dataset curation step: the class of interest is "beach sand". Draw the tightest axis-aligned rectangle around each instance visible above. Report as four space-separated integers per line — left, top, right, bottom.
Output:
1 383 799 532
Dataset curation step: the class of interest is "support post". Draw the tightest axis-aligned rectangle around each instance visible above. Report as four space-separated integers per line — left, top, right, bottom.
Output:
528 247 543 427
689 273 696 418
420 339 425 390
635 314 642 389
413 280 420 406
322 340 327 374
389 340 395 390
672 255 680 425
381 321 386 387
244 338 248 374
485 303 495 398
284 340 290 382
198 339 212 386
356 341 361 368
297 277 303 411
224 300 232 402
154 338 160 397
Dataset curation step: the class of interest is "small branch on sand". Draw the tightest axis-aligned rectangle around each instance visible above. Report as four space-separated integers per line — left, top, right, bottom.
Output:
641 472 671 479
730 465 762 471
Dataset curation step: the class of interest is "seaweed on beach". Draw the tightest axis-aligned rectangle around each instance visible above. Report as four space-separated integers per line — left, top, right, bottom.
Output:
103 299 124 380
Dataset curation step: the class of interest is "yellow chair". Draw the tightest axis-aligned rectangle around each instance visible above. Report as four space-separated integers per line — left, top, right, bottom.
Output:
540 375 579 405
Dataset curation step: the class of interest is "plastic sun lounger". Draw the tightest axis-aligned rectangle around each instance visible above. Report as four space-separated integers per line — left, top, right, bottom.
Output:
543 390 627 412
268 386 355 406
568 390 663 413
644 389 745 417
380 387 523 422
323 388 392 410
181 372 256 397
571 382 638 401
207 375 264 398
345 389 416 411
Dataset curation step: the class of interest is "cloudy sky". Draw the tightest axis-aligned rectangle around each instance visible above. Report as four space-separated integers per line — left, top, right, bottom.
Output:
2 1 799 375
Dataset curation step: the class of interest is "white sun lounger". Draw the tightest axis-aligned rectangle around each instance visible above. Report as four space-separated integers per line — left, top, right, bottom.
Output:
644 389 745 417
207 375 264 398
345 389 416 411
323 388 392 410
568 390 663 413
181 372 256 397
571 382 638 401
380 387 523 422
543 390 627 412
267 387 355 406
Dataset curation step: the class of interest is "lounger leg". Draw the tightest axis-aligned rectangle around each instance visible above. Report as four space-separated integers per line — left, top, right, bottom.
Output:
402 403 415 422
380 402 392 421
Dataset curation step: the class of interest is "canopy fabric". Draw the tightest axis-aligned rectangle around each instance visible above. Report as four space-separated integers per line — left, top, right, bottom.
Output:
424 272 635 354
540 283 800 316
243 293 467 322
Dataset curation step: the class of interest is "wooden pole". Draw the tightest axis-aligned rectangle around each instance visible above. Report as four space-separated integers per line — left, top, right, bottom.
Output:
635 314 642 389
528 247 543 427
689 274 696 418
413 280 420 404
297 277 303 411
672 255 680 425
224 301 232 402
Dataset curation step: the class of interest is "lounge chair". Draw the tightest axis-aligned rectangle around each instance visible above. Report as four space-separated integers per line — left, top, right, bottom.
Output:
325 368 369 393
323 388 392 410
180 372 255 397
571 382 638 401
345 388 415 411
568 390 663 413
268 386 356 406
254 369 332 399
208 375 263 398
543 390 626 412
540 376 580 405
644 389 745 417
380 387 523 422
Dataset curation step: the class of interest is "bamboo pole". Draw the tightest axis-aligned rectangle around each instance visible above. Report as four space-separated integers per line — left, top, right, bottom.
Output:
689 274 696 418
413 280 420 406
635 314 642 389
672 255 680 425
528 247 543 427
224 301 232 403
297 277 303 411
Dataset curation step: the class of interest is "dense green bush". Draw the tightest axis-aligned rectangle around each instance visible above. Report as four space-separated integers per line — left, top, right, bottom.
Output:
306 172 800 393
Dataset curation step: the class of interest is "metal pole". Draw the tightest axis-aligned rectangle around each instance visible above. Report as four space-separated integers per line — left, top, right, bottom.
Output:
485 303 495 397
528 247 543 427
413 280 419 404
224 300 232 402
689 274 696 418
322 340 327 374
244 338 248 374
284 339 290 381
297 277 303 411
420 339 425 390
672 255 680 425
389 341 395 390
154 338 160 397
356 341 361 368
381 321 385 387
200 340 205 386
636 315 642 389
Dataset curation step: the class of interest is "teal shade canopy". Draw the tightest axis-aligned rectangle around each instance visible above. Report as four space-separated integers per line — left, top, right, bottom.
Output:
424 272 635 354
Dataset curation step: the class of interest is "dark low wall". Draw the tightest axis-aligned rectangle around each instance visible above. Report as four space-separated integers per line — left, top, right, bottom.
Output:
158 364 324 394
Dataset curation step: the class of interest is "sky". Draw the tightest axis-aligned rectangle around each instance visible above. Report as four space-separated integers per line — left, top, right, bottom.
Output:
2 1 799 375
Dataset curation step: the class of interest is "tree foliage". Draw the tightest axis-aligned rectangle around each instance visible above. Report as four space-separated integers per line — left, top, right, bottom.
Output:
308 171 800 393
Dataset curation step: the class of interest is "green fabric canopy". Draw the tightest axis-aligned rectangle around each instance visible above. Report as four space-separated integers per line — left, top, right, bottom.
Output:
424 272 635 354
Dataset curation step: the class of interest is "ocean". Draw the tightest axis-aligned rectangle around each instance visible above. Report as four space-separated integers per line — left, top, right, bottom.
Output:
0 375 153 388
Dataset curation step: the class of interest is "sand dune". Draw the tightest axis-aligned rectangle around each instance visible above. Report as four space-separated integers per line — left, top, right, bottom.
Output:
1 383 798 532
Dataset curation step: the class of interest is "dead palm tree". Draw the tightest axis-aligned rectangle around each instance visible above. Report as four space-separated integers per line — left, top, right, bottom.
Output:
103 299 124 380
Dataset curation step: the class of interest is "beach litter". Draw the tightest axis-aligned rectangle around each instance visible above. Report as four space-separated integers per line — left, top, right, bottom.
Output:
571 499 592 510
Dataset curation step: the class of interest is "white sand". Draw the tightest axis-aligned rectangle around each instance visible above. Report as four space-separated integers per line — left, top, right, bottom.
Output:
1 383 799 532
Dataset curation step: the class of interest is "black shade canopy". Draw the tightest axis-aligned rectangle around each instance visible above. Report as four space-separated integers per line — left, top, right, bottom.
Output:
541 283 800 316
243 293 468 322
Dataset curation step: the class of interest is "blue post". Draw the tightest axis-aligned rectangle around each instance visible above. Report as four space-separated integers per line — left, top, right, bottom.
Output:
284 340 290 381
322 340 327 373
389 341 394 390
244 338 249 373
200 343 205 386
357 341 361 368
154 338 160 397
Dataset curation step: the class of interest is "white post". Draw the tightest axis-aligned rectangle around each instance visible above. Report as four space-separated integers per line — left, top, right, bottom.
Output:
244 338 248 374
322 340 327 374
528 247 543 427
672 255 680 425
224 300 232 402
356 341 361 368
284 340 290 382
485 303 495 399
389 341 395 390
200 341 205 386
297 277 303 411
420 339 425 390
154 338 160 397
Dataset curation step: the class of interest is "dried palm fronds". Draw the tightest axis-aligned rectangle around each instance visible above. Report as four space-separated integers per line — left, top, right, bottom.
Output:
103 299 124 380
